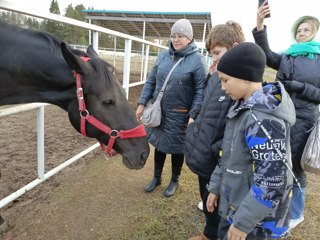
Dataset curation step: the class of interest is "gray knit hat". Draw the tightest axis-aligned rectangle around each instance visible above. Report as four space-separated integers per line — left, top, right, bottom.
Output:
171 19 193 40
217 42 266 82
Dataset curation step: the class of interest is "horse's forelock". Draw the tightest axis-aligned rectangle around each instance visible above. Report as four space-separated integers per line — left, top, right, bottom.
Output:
98 58 116 80
87 58 118 90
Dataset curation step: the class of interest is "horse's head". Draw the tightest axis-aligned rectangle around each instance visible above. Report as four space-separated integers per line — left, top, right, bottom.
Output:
60 43 149 169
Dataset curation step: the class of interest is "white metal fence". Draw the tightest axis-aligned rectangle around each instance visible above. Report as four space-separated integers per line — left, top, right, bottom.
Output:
0 1 167 209
0 104 101 209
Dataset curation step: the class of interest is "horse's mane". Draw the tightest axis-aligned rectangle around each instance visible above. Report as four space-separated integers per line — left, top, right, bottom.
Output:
35 27 120 90
1 21 120 95
1 21 63 56
42 32 64 55
25 23 119 88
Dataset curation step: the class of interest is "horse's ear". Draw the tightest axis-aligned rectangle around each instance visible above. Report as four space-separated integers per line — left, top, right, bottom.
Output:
86 45 99 58
61 42 90 75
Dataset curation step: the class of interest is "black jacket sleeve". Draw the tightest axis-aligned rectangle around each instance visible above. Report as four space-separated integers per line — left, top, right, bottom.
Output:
252 26 282 70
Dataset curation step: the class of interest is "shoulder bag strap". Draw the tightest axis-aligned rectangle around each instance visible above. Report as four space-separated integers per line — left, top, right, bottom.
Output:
156 58 183 100
250 109 302 191
152 57 183 103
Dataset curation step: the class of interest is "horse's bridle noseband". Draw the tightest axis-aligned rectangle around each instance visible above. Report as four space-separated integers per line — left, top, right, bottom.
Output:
72 56 146 157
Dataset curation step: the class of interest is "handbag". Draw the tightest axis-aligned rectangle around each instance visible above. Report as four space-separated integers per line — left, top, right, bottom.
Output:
141 92 163 128
301 115 320 175
141 58 183 127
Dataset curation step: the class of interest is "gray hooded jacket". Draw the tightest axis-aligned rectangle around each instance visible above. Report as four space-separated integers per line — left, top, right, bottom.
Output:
208 82 296 239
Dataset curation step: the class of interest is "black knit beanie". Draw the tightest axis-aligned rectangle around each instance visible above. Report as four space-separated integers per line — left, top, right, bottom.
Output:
217 42 266 82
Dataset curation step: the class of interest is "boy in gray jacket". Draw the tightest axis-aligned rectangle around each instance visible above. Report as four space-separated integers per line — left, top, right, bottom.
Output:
206 42 296 240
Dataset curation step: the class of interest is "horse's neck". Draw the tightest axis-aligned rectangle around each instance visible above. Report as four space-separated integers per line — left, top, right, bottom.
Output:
0 22 75 110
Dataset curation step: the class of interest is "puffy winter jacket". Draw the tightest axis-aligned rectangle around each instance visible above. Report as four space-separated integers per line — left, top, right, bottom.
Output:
185 72 233 178
253 26 320 186
138 40 208 154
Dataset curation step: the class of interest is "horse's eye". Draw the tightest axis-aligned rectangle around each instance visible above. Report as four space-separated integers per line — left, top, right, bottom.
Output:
102 99 114 107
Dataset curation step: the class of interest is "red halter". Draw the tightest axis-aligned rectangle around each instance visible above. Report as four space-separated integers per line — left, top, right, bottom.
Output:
73 56 146 157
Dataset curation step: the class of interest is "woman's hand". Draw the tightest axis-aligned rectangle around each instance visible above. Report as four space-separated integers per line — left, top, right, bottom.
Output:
257 0 270 31
136 104 145 122
282 80 304 93
206 193 219 212
209 59 218 75
227 224 247 240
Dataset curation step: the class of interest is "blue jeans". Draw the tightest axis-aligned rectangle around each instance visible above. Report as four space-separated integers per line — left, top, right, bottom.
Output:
290 185 306 220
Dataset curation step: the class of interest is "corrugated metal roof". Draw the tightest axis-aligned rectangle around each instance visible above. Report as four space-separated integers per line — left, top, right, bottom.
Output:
83 10 212 41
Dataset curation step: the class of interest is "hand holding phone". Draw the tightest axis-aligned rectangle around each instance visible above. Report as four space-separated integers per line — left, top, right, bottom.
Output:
258 0 271 18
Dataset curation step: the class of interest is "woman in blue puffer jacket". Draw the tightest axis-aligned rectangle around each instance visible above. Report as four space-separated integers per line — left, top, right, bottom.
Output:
136 19 208 197
253 1 320 229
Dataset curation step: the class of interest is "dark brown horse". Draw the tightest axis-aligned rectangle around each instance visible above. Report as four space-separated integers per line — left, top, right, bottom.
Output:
0 20 149 170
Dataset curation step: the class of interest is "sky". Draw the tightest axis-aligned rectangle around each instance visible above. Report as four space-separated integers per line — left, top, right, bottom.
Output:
8 0 320 52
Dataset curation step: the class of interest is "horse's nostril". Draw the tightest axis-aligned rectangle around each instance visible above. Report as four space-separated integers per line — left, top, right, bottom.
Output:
142 151 148 161
140 151 148 166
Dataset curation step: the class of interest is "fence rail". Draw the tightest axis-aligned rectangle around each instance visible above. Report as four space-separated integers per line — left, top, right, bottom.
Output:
0 103 101 209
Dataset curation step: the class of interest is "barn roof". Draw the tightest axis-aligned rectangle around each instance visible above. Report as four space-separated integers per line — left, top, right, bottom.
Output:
82 10 212 41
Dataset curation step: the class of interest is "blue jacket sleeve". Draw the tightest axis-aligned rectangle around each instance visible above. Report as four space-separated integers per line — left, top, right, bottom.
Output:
188 56 208 119
138 56 160 106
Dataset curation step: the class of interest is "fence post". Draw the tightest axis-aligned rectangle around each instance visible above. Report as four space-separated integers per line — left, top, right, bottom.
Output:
92 31 99 52
123 39 132 99
143 45 150 82
37 106 45 179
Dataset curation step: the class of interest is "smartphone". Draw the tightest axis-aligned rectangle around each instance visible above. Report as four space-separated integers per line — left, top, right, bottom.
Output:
258 0 271 18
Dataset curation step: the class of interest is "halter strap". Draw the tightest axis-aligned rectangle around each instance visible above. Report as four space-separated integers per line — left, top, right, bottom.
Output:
72 56 146 157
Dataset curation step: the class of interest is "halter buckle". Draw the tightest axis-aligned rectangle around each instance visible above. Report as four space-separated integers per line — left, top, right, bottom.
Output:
77 88 84 99
80 110 89 118
109 130 119 138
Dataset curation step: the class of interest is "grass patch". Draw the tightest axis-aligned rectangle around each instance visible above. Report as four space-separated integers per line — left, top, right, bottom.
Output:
98 166 204 240
97 162 319 240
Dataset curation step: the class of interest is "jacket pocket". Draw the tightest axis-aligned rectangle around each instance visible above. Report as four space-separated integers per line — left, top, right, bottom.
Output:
222 168 250 208
172 108 188 113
